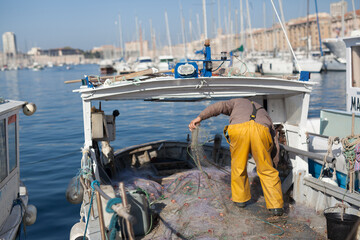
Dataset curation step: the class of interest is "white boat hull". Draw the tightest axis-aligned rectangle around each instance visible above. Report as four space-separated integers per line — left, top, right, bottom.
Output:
296 59 323 73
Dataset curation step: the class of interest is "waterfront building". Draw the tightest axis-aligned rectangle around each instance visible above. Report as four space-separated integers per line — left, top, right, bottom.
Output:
2 32 17 57
27 47 85 65
330 1 348 17
124 40 149 58
331 9 360 37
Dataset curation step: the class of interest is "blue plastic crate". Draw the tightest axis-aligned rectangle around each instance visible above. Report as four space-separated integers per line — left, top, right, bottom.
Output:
308 159 358 191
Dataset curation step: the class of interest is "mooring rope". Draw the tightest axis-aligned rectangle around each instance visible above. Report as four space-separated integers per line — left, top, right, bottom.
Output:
83 180 100 240
106 198 123 240
319 137 339 182
341 134 360 171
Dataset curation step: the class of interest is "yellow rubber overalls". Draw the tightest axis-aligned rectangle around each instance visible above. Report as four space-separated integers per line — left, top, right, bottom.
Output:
224 102 283 209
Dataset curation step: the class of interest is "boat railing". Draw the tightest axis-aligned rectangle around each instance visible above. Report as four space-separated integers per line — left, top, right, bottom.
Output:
81 150 136 239
280 143 335 164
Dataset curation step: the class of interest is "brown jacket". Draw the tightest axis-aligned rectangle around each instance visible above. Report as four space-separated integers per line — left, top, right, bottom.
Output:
198 98 280 167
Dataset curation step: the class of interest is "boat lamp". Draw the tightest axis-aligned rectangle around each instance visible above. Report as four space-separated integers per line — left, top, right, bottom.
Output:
175 62 198 79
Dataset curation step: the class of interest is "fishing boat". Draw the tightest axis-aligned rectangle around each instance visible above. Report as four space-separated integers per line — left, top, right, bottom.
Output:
113 58 132 75
31 62 44 71
258 57 293 75
133 56 154 72
304 36 360 209
323 55 346 71
0 99 37 239
99 59 116 75
66 38 346 239
156 55 175 71
295 56 323 73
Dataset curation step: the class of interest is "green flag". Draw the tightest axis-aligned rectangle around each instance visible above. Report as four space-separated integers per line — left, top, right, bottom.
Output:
231 45 244 53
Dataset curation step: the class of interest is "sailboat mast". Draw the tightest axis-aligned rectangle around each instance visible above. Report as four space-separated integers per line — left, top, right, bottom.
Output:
135 16 141 57
189 18 193 43
278 0 288 50
218 0 221 31
245 0 254 52
179 0 187 58
263 1 267 52
189 19 194 51
202 0 208 39
139 23 143 56
164 10 173 56
341 0 345 37
263 1 266 29
229 0 233 49
352 0 358 30
196 14 201 40
149 19 156 58
240 0 244 47
217 0 222 48
118 14 124 58
306 0 309 58
235 9 238 48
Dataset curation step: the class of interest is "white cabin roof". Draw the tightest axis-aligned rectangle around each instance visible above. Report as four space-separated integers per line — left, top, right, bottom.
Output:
159 55 174 60
0 100 26 116
74 76 314 102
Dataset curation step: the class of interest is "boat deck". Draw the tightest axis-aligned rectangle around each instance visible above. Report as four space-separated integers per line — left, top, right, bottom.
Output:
83 160 327 239
137 168 327 240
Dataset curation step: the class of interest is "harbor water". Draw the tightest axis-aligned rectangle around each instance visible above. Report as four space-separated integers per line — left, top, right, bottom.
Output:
0 65 346 239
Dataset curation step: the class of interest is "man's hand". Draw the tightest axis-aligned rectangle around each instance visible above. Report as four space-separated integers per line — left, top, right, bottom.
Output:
189 116 201 131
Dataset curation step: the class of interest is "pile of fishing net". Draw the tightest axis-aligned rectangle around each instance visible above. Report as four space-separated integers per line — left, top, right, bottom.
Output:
115 128 266 239
117 127 325 239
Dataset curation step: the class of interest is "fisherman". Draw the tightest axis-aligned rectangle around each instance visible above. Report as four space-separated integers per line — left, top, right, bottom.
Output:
188 98 284 216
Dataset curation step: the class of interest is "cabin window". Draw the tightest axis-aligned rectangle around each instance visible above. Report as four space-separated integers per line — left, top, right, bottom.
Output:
352 46 360 88
0 119 7 181
8 115 17 172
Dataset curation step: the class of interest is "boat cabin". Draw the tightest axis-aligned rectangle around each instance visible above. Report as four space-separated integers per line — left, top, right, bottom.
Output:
0 99 37 239
0 100 24 224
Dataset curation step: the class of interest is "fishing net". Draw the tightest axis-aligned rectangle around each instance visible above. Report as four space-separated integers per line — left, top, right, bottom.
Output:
116 127 325 239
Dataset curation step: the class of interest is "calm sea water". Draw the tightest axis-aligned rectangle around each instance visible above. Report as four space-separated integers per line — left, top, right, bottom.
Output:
0 65 346 239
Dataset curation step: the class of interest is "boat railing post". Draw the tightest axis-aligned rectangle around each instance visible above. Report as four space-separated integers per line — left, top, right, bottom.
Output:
119 182 135 240
95 191 106 240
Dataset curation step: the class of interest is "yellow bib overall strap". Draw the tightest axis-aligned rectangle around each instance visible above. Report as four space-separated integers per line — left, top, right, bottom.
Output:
249 101 263 121
223 125 230 144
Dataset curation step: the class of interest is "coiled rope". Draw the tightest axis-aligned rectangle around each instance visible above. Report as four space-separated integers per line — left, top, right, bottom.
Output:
341 134 360 192
341 134 360 171
105 198 123 240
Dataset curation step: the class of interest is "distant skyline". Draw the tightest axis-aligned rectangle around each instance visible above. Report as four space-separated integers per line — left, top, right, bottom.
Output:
1 0 359 52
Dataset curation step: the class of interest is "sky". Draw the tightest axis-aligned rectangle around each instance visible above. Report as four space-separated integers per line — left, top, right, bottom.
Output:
0 0 359 52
